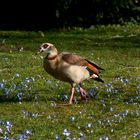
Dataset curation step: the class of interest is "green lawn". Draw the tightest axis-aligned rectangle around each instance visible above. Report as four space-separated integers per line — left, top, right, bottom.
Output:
0 24 140 140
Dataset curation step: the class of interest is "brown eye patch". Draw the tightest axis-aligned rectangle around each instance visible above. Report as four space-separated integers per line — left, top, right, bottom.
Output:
43 44 49 49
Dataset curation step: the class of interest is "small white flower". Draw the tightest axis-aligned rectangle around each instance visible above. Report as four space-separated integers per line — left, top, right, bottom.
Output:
0 128 3 133
16 73 20 77
62 129 70 137
19 47 24 52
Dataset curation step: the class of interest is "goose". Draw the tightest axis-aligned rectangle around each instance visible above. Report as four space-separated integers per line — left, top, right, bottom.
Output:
36 43 104 104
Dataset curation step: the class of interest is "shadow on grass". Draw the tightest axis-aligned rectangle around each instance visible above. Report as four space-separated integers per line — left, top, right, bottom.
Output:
0 95 35 103
0 89 60 103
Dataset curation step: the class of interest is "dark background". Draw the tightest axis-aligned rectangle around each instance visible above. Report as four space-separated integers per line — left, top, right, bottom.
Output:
0 0 140 30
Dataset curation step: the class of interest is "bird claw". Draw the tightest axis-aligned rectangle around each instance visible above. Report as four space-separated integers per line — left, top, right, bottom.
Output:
80 94 90 100
79 87 90 101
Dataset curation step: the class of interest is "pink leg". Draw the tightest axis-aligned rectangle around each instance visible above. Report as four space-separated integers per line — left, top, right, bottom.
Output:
69 86 75 104
79 86 89 100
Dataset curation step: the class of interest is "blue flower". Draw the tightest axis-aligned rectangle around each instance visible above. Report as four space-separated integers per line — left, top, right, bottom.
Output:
47 80 52 84
57 93 68 101
109 107 113 112
17 93 23 101
55 135 60 140
24 130 32 135
133 132 140 138
5 121 12 133
3 88 10 97
3 135 9 140
62 129 70 137
19 129 32 140
0 82 5 89
12 83 17 90
88 87 98 97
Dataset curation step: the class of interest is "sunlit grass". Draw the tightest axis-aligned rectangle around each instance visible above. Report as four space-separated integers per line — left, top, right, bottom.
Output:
0 24 140 139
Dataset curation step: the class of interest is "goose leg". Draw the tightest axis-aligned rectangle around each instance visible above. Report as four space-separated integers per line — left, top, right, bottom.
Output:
69 86 75 104
79 85 89 100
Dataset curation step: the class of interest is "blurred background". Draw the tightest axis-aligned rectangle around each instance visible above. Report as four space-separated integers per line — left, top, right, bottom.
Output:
0 0 140 30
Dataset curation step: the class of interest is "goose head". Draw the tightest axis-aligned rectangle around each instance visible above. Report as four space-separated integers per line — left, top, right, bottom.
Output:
36 43 58 59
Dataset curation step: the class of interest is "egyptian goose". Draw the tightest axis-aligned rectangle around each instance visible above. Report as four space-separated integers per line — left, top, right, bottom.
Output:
36 43 104 104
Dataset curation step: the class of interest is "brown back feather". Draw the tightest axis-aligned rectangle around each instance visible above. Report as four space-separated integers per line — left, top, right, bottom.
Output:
61 53 104 75
61 53 87 65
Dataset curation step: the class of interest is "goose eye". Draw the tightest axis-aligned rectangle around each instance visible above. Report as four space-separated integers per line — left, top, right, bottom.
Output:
43 44 49 49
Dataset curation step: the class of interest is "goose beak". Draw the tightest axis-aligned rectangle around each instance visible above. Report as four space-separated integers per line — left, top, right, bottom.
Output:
35 48 43 55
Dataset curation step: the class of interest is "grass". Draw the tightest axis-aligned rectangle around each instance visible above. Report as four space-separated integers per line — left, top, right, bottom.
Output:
0 24 140 140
